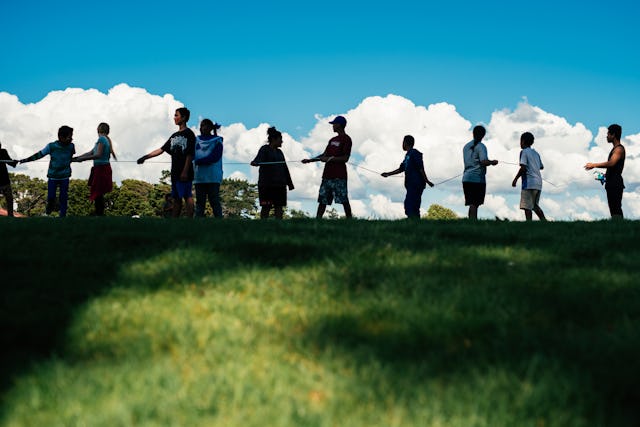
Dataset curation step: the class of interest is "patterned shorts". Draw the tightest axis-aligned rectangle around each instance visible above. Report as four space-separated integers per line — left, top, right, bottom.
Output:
318 178 348 205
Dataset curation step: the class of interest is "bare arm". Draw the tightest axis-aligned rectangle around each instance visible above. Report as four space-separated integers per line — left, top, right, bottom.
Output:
585 146 624 170
512 165 526 187
137 148 165 164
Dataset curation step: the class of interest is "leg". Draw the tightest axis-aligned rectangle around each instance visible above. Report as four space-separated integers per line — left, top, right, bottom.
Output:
533 206 546 221
211 183 223 218
172 198 182 218
524 209 533 221
342 201 352 218
5 186 14 217
468 205 478 220
274 206 284 219
606 186 624 219
95 195 105 216
260 204 272 219
316 203 327 219
58 179 69 217
184 197 194 218
46 180 57 215
194 184 206 217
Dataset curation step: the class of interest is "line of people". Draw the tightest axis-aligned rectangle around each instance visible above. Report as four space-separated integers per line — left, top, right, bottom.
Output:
0 106 627 220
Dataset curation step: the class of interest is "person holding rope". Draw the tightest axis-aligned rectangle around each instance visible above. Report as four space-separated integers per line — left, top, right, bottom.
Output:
137 107 196 218
0 141 18 217
462 125 498 219
302 115 352 219
251 126 294 219
381 135 434 218
511 132 546 221
19 126 76 217
584 124 626 219
72 122 117 216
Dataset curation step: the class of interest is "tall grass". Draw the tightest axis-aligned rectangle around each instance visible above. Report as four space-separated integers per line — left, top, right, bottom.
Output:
1 218 639 426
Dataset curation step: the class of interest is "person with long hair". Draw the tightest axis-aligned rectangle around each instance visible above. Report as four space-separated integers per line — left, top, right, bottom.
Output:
193 119 223 218
461 125 498 219
72 122 117 216
251 126 294 219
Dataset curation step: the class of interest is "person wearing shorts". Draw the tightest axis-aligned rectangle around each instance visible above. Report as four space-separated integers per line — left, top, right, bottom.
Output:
512 132 546 221
302 115 352 218
462 125 498 219
138 107 196 217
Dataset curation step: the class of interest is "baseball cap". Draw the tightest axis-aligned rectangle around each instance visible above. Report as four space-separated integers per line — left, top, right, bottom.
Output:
329 115 347 126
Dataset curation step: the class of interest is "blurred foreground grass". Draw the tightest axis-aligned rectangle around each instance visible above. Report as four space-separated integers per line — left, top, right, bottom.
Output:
0 218 639 426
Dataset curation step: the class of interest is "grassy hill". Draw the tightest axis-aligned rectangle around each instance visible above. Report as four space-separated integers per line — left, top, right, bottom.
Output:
1 218 639 426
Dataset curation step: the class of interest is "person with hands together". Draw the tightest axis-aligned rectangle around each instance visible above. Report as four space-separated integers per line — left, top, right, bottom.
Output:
251 126 294 219
138 107 196 218
381 135 434 219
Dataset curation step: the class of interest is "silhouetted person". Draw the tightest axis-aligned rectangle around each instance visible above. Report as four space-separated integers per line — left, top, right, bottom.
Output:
381 135 434 218
512 132 546 221
20 126 76 217
138 107 196 218
251 126 294 219
0 141 18 217
302 116 352 218
72 122 117 216
462 125 498 219
585 124 625 219
194 119 223 218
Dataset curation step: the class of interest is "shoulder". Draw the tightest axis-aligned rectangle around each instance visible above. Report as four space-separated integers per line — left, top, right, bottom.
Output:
97 136 108 144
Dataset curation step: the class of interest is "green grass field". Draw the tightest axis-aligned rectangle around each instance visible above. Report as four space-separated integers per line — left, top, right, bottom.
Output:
1 218 639 426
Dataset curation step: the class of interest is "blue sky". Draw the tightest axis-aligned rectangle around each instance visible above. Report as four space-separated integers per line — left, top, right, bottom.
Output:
2 1 640 220
2 0 639 137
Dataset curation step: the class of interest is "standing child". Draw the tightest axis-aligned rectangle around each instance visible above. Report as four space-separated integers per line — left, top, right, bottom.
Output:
193 119 223 218
0 141 18 217
512 132 546 221
137 107 196 218
301 115 352 218
72 122 117 216
20 126 76 217
381 135 434 218
251 126 294 219
462 125 499 219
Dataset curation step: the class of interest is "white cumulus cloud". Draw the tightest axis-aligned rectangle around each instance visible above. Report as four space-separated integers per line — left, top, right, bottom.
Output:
1 85 638 220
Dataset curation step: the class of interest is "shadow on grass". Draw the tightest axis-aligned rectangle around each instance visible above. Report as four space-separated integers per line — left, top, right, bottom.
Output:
301 243 640 425
1 218 639 425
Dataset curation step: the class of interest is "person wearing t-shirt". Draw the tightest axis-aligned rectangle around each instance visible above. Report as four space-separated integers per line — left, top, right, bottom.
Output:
193 119 224 218
302 115 352 218
72 122 118 216
20 126 76 217
462 125 498 219
381 135 434 218
511 132 546 221
585 124 626 219
138 107 196 218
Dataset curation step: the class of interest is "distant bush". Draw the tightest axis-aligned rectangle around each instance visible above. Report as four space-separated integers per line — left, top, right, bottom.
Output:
424 204 459 220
